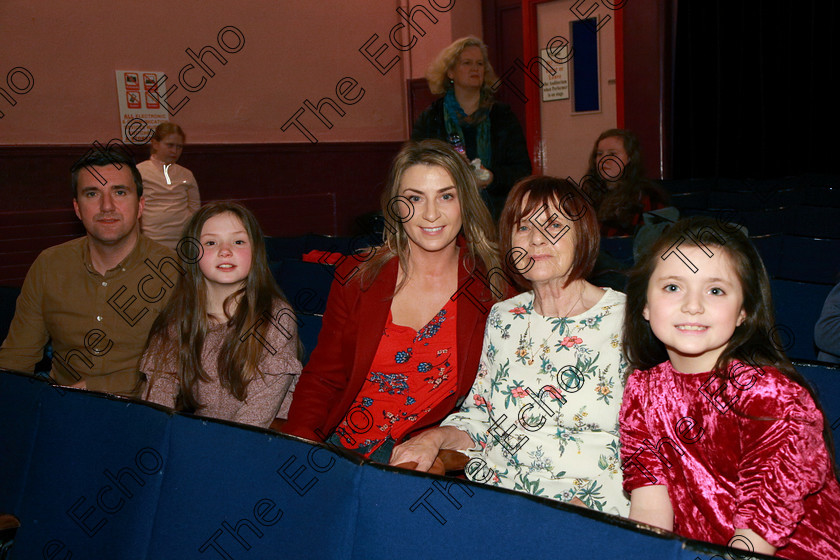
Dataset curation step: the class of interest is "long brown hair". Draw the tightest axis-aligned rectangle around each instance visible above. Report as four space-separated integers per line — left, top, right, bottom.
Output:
584 129 667 231
358 139 503 298
144 201 288 410
624 215 837 470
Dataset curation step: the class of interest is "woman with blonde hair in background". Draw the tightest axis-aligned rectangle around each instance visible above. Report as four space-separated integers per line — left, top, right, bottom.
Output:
412 36 531 219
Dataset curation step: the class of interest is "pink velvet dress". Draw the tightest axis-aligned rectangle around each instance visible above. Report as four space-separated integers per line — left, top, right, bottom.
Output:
620 360 840 559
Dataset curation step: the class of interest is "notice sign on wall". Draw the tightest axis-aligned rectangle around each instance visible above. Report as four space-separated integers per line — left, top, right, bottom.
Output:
540 48 570 102
115 70 170 144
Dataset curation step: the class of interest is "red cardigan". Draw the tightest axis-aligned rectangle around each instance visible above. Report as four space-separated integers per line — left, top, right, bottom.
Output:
283 250 500 444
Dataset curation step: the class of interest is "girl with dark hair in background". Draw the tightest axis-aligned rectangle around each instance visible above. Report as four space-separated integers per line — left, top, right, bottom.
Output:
584 129 668 237
283 140 508 462
620 216 840 558
141 202 300 428
137 122 201 249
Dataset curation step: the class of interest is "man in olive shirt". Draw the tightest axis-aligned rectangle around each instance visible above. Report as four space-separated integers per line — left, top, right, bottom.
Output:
0 148 183 396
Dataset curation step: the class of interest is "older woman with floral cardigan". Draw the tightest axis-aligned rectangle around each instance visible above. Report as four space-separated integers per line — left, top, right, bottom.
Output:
391 176 629 515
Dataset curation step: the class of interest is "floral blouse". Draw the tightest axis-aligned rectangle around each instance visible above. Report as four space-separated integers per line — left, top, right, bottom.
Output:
333 298 458 458
441 288 630 515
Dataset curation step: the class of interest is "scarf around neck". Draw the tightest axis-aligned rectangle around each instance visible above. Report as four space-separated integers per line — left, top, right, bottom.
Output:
443 88 492 167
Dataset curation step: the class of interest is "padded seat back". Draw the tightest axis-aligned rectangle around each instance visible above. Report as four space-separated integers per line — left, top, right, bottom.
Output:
770 279 833 361
777 236 840 284
793 361 840 465
0 370 767 560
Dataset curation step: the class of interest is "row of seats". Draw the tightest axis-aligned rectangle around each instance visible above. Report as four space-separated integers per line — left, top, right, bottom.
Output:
267 241 357 365
662 174 840 197
664 176 840 241
2 364 837 558
266 233 385 364
602 233 840 285
770 279 833 362
753 234 840 284
677 205 840 238
670 188 840 210
268 258 331 363
266 232 380 262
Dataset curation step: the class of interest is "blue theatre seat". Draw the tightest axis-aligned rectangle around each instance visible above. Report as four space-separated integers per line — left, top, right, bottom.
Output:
272 259 334 316
659 178 705 195
751 234 782 278
770 279 833 361
677 207 788 237
264 235 308 261
669 191 708 210
0 370 774 560
708 188 796 211
297 313 322 364
726 207 789 237
777 236 840 285
304 234 379 256
795 185 840 207
794 361 840 466
266 235 380 262
788 206 840 238
600 236 634 267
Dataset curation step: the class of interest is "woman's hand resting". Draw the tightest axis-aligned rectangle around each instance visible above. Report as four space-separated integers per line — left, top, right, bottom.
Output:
390 430 444 472
390 426 475 472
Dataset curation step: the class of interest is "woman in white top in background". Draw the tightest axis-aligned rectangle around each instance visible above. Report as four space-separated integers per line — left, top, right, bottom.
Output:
137 122 201 249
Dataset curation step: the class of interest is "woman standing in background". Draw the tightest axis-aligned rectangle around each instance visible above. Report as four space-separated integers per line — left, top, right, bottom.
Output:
412 36 531 219
137 123 201 249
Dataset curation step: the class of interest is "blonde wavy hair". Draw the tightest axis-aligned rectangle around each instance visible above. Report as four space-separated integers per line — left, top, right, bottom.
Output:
359 140 504 298
425 36 499 98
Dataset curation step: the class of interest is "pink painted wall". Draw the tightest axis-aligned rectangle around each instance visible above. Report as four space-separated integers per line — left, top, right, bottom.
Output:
0 0 482 145
536 0 617 180
407 0 483 79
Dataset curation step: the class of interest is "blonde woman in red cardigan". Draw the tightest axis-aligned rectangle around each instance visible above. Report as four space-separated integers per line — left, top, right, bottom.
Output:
283 140 509 462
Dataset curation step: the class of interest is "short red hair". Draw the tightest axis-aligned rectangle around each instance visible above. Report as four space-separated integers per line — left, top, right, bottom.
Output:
499 176 600 290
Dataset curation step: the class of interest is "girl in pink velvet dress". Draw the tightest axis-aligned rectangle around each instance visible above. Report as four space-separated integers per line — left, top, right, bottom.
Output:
619 216 840 559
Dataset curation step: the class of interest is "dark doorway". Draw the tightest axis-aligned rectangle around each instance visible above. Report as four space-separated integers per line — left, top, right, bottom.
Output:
483 0 527 130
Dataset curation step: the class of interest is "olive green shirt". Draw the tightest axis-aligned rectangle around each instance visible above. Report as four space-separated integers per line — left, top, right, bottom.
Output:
0 235 178 396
